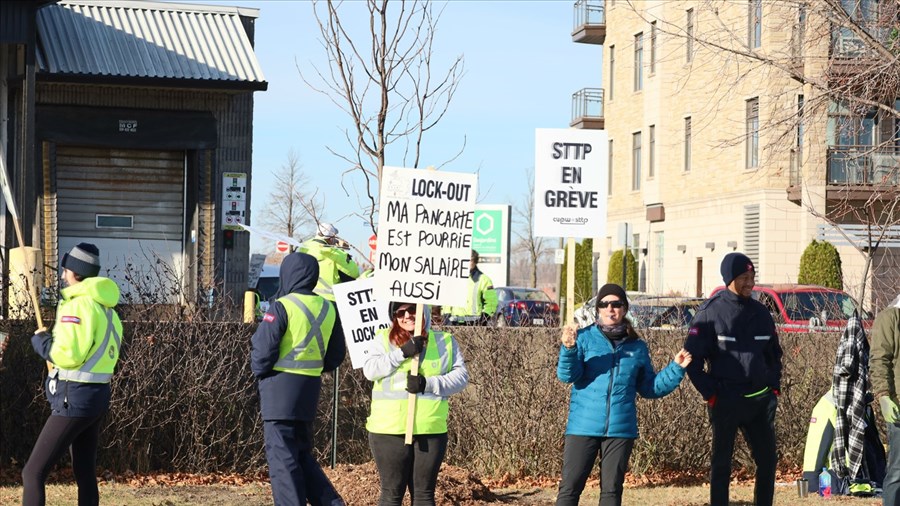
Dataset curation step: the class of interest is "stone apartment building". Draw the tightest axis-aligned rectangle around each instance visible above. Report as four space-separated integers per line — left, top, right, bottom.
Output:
570 0 899 307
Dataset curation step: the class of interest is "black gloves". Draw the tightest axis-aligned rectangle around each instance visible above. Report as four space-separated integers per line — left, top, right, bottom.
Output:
400 335 427 358
406 373 427 394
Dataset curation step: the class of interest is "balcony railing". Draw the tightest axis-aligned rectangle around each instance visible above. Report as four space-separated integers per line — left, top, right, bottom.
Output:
570 88 604 130
572 0 606 45
827 145 900 185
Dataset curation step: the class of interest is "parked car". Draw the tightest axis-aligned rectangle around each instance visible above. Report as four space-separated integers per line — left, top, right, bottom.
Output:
255 264 280 316
627 296 704 329
708 283 873 331
494 287 560 327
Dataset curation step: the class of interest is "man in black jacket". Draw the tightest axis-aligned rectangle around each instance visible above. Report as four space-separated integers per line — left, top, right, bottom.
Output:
684 252 783 506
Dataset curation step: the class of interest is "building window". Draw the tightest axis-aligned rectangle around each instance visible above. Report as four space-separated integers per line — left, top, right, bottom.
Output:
797 94 805 157
749 0 762 49
609 45 615 101
746 98 759 169
632 131 642 191
895 98 900 146
634 33 643 91
649 125 656 178
686 9 694 62
684 117 692 172
608 139 614 196
650 21 657 74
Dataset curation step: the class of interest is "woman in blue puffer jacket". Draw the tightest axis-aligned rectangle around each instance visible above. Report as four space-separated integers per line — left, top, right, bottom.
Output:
556 284 692 506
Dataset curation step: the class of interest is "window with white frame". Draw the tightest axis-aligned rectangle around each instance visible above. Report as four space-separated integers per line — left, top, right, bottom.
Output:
746 98 759 169
632 131 642 190
749 0 762 48
634 33 643 91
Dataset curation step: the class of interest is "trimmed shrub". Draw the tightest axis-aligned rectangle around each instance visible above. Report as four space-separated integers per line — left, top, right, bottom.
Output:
560 238 595 305
798 240 843 289
607 249 638 290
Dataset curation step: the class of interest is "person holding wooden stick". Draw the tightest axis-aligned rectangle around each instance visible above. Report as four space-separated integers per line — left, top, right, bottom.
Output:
23 243 123 506
363 301 469 506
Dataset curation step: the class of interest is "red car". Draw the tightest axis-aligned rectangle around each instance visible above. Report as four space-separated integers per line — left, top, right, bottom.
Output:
708 283 873 331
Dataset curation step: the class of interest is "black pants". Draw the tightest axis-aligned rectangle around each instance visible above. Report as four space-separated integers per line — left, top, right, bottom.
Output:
368 432 448 506
556 435 635 506
263 420 344 506
22 414 105 506
708 392 778 506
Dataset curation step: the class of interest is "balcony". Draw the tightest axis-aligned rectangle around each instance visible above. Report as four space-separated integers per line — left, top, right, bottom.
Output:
825 145 900 200
570 88 604 130
572 0 605 45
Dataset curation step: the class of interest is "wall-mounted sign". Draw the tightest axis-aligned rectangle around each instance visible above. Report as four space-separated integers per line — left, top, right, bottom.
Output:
222 172 247 230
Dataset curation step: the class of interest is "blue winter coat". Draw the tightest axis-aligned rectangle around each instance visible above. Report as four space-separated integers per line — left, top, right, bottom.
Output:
557 325 685 438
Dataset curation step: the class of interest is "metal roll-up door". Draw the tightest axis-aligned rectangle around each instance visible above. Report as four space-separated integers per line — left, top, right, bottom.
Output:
56 146 185 302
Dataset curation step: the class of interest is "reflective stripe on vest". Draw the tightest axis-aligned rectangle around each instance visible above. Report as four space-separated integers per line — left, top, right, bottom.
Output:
371 332 451 401
273 294 329 371
366 331 453 435
316 277 334 298
469 279 480 314
58 308 120 383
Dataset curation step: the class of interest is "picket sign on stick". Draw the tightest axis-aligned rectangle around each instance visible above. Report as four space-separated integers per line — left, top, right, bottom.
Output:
0 151 48 369
404 306 426 445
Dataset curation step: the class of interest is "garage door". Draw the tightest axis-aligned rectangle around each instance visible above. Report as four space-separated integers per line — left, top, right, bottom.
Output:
56 146 185 302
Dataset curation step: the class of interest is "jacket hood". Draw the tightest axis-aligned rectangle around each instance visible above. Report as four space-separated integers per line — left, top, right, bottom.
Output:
276 252 319 297
62 276 120 307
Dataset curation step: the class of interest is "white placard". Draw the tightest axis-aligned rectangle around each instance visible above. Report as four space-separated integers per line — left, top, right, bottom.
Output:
374 167 477 306
333 277 390 369
533 129 608 238
247 253 267 288
222 172 248 230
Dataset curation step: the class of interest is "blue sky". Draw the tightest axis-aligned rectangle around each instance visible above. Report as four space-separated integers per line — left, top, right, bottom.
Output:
198 1 601 255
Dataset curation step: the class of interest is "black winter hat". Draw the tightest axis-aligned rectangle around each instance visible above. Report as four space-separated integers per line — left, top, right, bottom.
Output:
595 283 628 310
721 252 755 286
62 243 101 278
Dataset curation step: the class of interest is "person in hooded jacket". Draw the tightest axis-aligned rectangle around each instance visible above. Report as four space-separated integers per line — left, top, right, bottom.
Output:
251 252 347 506
363 300 469 506
556 283 691 506
23 243 123 506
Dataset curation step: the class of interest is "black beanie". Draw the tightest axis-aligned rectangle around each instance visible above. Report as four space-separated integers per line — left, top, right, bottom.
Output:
721 252 755 286
62 242 101 278
595 283 628 310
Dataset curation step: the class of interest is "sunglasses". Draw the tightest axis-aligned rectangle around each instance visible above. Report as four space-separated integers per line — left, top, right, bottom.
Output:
394 308 416 319
597 300 626 309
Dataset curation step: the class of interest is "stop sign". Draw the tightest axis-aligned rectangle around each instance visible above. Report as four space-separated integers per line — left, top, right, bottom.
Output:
368 234 377 250
275 240 290 253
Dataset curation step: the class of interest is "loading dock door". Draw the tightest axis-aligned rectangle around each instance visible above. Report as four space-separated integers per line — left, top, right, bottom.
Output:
56 146 185 302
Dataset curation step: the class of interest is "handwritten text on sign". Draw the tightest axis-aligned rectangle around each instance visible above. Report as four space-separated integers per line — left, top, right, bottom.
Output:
375 167 477 306
333 277 390 369
533 128 608 239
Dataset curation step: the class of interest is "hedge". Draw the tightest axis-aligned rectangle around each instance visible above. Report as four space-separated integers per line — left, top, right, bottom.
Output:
0 321 857 480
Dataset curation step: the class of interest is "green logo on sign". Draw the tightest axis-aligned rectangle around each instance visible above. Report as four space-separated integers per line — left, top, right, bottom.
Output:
472 210 502 255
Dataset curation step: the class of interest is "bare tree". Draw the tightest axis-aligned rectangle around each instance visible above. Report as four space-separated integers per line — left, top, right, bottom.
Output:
511 167 549 288
623 0 900 307
302 0 466 233
258 149 320 244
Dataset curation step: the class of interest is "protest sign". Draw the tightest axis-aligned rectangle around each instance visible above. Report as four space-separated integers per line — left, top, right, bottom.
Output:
533 128 608 239
333 277 389 369
374 167 477 307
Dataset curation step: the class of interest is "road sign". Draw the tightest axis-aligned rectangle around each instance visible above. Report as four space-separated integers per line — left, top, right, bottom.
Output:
368 234 377 250
275 240 290 253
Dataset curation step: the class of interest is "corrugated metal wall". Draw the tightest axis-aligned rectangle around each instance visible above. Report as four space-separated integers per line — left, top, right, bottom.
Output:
37 83 253 300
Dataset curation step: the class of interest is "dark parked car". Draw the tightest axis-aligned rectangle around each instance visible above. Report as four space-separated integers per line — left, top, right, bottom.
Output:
494 287 560 327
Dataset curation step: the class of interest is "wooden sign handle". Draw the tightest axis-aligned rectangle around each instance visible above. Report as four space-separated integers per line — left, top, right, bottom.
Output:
404 304 425 445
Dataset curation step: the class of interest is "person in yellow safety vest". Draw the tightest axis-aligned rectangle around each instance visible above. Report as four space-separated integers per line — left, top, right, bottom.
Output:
300 222 360 302
363 301 469 506
250 252 346 506
444 250 498 326
23 243 124 506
